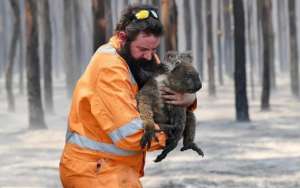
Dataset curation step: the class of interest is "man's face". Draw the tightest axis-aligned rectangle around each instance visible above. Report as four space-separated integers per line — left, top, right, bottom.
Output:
118 32 161 88
129 32 160 61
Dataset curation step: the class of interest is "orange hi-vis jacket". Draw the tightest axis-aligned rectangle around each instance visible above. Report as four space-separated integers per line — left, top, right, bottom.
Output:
59 36 167 188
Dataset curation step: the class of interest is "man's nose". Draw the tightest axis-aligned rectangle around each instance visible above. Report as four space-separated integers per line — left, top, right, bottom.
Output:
143 52 152 61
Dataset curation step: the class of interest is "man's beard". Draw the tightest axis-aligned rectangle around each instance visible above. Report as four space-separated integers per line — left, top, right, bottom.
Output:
118 41 159 89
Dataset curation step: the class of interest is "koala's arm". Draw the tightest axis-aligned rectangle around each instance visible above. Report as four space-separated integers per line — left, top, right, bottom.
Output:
137 86 167 151
137 93 155 132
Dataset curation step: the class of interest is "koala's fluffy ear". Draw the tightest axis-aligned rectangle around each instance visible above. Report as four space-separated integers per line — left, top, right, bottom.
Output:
163 51 180 71
164 51 178 61
180 51 193 63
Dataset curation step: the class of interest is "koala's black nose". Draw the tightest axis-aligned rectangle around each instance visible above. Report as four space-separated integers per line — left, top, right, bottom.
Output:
195 80 202 91
194 75 202 91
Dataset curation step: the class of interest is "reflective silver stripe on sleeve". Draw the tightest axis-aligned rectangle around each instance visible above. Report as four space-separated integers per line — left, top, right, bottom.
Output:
96 44 116 54
66 131 139 156
109 118 144 143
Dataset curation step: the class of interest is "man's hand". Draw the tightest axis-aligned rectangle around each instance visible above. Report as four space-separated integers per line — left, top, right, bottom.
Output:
160 86 196 107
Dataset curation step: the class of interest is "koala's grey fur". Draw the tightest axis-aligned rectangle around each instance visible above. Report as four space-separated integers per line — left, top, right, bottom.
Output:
137 51 204 162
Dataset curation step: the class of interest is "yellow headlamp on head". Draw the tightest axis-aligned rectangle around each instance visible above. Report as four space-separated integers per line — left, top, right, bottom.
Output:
134 9 159 20
135 10 150 20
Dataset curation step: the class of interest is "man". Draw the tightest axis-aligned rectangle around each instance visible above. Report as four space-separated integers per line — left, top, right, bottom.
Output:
59 4 197 188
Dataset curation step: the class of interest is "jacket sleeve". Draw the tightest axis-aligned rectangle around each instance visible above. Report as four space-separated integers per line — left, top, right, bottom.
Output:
91 62 166 152
187 97 197 111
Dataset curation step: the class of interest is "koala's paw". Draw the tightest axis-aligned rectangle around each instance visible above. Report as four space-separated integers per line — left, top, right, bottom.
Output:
181 143 204 157
140 130 157 149
154 154 165 163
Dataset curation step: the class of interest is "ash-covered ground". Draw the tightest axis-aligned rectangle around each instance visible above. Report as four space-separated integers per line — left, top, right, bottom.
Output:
0 77 299 188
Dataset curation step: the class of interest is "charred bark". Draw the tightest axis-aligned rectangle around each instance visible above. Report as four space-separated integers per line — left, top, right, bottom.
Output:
5 0 20 112
104 0 113 41
217 0 224 86
92 0 106 51
223 0 234 78
233 0 250 121
260 0 273 110
43 0 54 113
26 0 46 129
183 0 192 51
161 0 177 51
288 0 300 97
195 0 203 77
206 0 216 96
63 0 77 97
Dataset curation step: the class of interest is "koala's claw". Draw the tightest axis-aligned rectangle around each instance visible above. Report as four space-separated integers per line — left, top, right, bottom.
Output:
140 130 157 149
154 154 165 163
181 143 204 157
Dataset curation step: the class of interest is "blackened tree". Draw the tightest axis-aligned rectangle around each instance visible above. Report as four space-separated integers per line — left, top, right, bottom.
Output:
26 0 46 129
233 0 250 121
43 0 54 113
5 0 20 112
206 0 216 96
260 0 273 110
288 0 300 97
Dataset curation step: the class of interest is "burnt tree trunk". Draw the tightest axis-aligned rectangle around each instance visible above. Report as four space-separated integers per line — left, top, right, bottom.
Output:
223 0 234 78
161 0 177 51
19 0 26 95
256 0 263 84
247 0 255 100
5 0 20 112
161 0 170 51
260 0 273 110
73 0 82 75
0 1 4 79
269 5 276 91
63 0 76 97
43 0 53 113
233 0 250 121
217 0 224 86
277 0 289 72
169 0 177 51
183 0 192 51
104 0 112 41
92 0 106 51
206 0 216 96
26 0 46 129
195 0 203 76
288 0 300 97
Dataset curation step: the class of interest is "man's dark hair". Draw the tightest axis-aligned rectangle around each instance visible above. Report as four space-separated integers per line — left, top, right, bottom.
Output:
115 4 164 41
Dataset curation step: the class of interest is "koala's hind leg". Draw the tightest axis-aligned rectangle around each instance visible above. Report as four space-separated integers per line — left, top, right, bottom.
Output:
155 107 186 162
181 111 204 157
154 140 178 162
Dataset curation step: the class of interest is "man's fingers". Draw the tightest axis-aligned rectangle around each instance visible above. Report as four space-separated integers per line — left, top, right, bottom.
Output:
164 100 180 105
161 94 177 100
160 86 176 94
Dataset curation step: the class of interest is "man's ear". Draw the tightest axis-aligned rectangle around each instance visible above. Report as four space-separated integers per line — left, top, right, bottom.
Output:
117 31 127 46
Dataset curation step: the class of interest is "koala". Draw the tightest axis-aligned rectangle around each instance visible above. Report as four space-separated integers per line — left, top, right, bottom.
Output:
137 51 204 162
